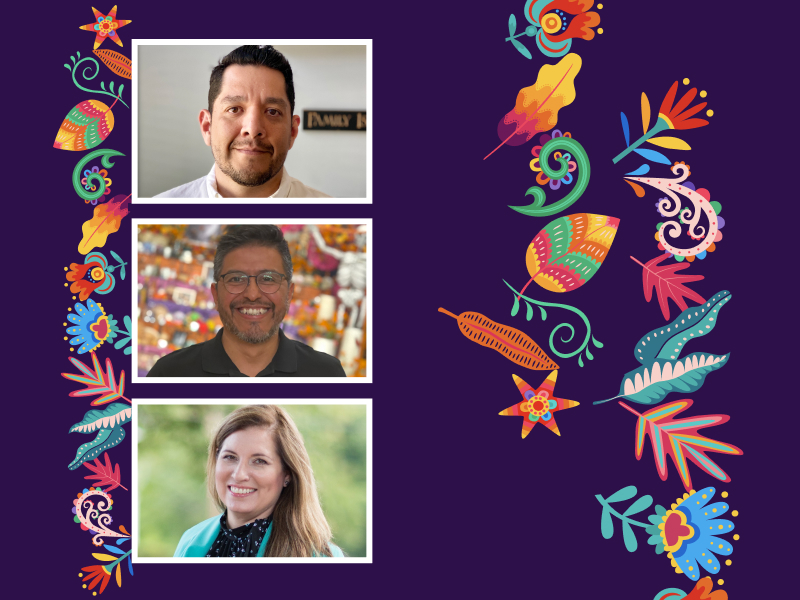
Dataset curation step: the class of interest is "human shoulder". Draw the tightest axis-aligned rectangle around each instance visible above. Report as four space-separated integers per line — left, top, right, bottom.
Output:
147 342 207 377
283 173 331 198
153 175 209 199
174 515 221 557
286 337 347 376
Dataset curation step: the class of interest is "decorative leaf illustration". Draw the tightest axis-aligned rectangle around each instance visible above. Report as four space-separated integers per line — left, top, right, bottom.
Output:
641 92 651 133
83 451 128 492
612 352 729 405
68 403 131 469
595 291 731 405
631 254 706 320
438 308 558 370
486 53 582 158
648 136 692 150
619 399 743 491
53 99 117 151
509 13 516 36
62 351 129 405
595 486 651 552
634 291 730 364
633 147 671 164
79 194 131 255
525 213 620 293
94 49 132 79
511 38 533 60
621 112 630 146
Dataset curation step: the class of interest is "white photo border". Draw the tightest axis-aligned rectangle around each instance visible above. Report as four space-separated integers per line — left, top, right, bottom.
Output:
131 39 373 204
131 218 373 383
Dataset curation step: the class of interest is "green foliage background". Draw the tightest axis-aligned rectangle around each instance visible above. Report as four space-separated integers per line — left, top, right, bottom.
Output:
138 404 367 557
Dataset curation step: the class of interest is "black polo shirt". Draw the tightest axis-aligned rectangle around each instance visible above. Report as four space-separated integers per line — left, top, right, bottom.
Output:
146 328 346 377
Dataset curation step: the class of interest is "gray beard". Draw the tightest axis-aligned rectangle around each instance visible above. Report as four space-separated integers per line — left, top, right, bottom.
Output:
211 136 288 188
219 307 284 345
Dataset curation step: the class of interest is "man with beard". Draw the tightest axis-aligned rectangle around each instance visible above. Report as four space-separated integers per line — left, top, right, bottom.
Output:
154 46 330 199
147 225 345 377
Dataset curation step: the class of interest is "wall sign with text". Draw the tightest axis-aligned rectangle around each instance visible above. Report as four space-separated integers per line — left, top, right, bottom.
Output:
303 110 367 131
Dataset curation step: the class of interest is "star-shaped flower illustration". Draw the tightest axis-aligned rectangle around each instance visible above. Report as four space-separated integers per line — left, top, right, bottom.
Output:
499 370 579 438
79 6 132 50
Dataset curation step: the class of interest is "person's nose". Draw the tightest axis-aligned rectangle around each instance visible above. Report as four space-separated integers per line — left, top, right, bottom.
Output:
242 276 263 301
232 460 251 482
241 107 266 139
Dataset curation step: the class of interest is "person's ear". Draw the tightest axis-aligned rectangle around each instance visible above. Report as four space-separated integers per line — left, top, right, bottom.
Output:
199 109 212 147
288 114 300 149
287 281 295 302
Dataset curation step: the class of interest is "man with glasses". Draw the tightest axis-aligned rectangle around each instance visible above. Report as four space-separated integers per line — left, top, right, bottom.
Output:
148 225 345 377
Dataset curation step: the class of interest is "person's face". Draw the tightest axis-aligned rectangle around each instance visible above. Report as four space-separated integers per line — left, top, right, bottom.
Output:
215 426 289 528
200 65 300 188
211 245 294 344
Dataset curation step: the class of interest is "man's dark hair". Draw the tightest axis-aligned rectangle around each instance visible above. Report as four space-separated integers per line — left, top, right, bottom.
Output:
208 45 295 115
214 225 293 283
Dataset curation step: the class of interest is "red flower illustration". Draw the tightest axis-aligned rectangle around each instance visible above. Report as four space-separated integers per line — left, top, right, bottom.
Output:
525 0 600 57
67 261 108 301
80 564 112 594
659 81 709 130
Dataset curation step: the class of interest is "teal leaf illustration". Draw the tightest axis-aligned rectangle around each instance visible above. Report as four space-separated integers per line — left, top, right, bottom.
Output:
595 486 649 552
68 403 131 470
592 336 603 348
539 306 547 321
614 353 729 405
110 250 122 263
525 301 533 321
621 112 630 147
509 13 516 36
622 521 638 552
511 295 520 316
511 37 533 60
635 291 731 363
601 508 613 539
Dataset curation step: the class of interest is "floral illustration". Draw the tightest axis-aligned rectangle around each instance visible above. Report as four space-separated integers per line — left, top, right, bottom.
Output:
614 81 710 165
78 6 132 50
654 577 728 600
81 166 112 202
647 488 735 581
66 251 127 301
507 0 601 59
597 485 736 582
65 299 131 355
530 130 577 189
499 370 580 437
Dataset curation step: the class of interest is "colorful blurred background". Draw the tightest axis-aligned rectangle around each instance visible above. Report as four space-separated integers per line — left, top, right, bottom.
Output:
137 404 368 557
136 223 368 376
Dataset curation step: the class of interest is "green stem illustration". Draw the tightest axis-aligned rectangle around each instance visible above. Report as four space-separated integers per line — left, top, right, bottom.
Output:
594 495 648 528
68 55 129 108
503 279 602 365
611 119 669 164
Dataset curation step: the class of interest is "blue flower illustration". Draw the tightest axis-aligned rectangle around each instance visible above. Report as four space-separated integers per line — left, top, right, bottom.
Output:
66 299 117 354
644 487 735 581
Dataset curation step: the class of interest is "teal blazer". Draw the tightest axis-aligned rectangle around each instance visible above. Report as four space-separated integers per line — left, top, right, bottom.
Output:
174 515 344 557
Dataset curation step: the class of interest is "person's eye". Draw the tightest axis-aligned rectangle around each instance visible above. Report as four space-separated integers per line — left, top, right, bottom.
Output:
227 275 246 284
222 454 237 461
227 107 241 114
266 108 281 117
258 274 276 283
254 458 267 465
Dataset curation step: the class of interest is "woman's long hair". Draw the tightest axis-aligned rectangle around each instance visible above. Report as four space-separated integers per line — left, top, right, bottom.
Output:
206 405 334 557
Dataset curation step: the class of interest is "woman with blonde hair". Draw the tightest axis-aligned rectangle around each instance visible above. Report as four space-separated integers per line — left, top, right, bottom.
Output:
174 405 343 557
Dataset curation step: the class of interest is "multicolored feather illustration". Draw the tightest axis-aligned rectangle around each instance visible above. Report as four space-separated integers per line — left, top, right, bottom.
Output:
619 399 742 491
438 308 559 370
93 49 132 79
54 99 117 151
62 351 129 406
485 53 582 159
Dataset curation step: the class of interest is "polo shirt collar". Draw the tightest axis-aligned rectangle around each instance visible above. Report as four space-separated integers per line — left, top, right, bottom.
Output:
201 328 298 376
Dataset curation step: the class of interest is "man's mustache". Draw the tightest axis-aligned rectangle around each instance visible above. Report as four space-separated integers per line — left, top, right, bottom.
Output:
230 141 273 152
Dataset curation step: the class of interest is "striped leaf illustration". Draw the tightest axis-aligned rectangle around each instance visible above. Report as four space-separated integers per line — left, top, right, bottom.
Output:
439 308 558 370
62 351 129 405
93 48 132 79
619 399 742 492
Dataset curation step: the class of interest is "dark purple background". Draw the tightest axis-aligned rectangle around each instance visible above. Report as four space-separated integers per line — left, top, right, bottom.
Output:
18 0 791 597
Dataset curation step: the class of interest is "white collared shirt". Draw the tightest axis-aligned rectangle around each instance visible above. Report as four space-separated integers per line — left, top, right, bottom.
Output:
153 165 331 199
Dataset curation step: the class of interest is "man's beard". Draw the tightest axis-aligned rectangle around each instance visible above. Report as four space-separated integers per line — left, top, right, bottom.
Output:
211 136 289 187
218 300 286 344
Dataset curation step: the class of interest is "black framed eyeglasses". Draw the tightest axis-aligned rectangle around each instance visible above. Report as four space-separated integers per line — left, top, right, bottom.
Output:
218 270 287 294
